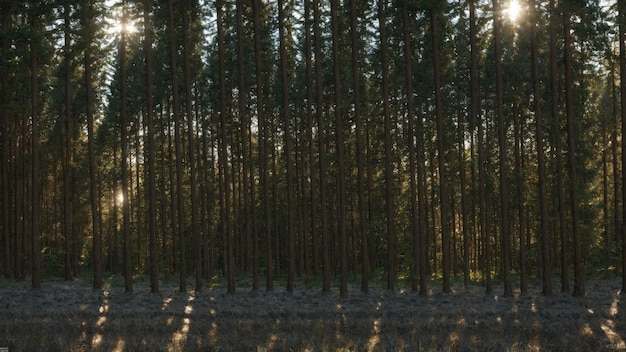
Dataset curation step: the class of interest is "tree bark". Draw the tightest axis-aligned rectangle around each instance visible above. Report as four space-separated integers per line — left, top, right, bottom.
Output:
618 0 626 294
430 1 450 293
329 0 347 297
2 0 12 280
216 0 235 293
120 2 133 293
492 0 511 296
253 0 271 291
167 0 186 293
63 3 74 282
84 2 102 290
144 0 159 293
379 0 395 291
182 0 201 292
563 3 584 297
313 0 330 293
278 0 297 293
530 0 551 296
30 5 41 289
351 0 369 294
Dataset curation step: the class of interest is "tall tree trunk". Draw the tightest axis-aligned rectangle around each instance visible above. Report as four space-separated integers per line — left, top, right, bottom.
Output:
459 94 470 291
30 5 41 289
216 0 235 293
304 0 318 278
618 0 626 294
144 0 159 293
351 0 368 293
330 0 347 297
182 0 201 292
236 0 257 290
513 101 528 294
313 0 330 293
612 51 620 271
531 0 551 296
379 0 395 291
167 0 186 292
549 0 569 293
120 2 133 293
253 0 271 291
2 0 12 280
470 0 491 294
563 3 584 297
63 3 74 282
492 0 511 296
430 1 450 293
278 0 297 293
84 2 102 290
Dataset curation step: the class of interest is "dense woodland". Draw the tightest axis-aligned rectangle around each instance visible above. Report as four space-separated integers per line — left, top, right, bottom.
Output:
1 0 626 297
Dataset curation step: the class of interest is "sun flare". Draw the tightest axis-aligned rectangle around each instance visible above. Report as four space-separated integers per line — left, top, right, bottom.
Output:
109 21 137 35
505 0 522 23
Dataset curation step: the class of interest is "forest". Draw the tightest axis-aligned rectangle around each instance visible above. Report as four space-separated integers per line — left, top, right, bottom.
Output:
2 0 626 300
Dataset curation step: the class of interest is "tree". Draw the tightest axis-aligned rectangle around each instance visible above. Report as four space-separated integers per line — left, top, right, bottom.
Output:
62 2 74 282
350 0 368 294
143 0 158 293
278 0 297 294
379 0 396 291
329 0 348 297
120 2 133 293
430 0 451 293
30 1 42 290
563 2 584 297
216 0 235 294
167 0 186 292
82 0 103 290
619 0 626 294
235 0 258 290
530 0 551 296
182 0 201 292
492 0 511 296
1 0 12 280
313 0 330 293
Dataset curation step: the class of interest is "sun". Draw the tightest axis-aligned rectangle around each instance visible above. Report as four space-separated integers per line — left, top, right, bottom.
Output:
105 0 138 36
505 0 522 23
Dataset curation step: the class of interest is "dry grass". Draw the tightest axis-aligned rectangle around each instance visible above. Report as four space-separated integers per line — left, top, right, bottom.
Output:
0 277 624 351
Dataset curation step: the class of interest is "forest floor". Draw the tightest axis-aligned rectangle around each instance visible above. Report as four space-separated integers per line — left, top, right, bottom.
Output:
0 275 624 351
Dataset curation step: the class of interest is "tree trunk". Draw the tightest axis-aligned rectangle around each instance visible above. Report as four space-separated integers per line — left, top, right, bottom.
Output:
120 2 133 293
531 0 552 296
182 0 201 292
313 0 330 293
144 0 159 293
278 0 297 293
563 3 584 297
84 2 102 290
253 0 271 291
63 3 74 282
618 0 626 294
329 0 347 297
430 2 450 293
304 0 317 278
216 0 235 294
549 0 569 294
235 0 257 290
352 0 368 294
379 0 395 291
30 6 41 289
492 0 511 296
167 0 186 293
2 0 12 280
